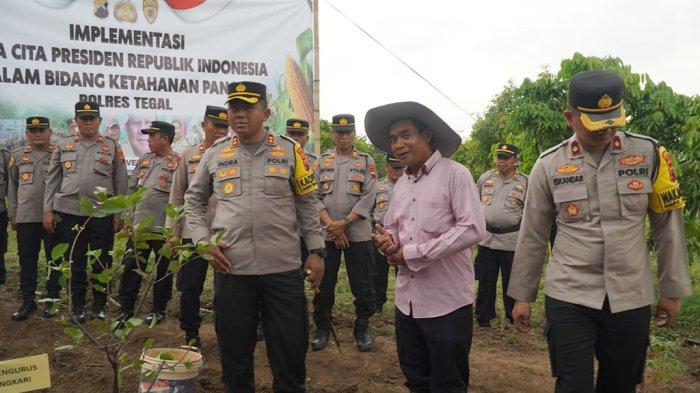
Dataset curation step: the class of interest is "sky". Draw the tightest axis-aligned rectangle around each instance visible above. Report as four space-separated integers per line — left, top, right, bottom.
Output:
317 0 700 138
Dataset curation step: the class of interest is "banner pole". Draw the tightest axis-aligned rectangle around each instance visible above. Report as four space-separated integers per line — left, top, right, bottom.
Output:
312 0 321 155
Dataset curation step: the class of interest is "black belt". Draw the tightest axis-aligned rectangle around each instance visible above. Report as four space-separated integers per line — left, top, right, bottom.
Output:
486 223 521 234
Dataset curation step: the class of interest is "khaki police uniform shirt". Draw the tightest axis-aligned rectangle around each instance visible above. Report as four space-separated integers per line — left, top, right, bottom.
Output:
128 150 180 232
318 148 377 242
508 132 692 313
371 177 396 226
184 131 324 275
8 145 53 223
44 134 128 216
477 169 528 251
165 143 217 240
0 148 10 213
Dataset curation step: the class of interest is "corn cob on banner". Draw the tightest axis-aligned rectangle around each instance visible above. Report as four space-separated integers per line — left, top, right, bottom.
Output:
0 0 314 169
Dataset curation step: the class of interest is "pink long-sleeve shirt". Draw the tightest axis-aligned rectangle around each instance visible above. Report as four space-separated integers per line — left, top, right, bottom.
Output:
384 150 486 318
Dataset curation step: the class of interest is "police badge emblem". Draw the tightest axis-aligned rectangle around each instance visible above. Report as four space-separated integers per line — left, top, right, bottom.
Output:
143 0 158 23
115 0 137 22
93 0 109 19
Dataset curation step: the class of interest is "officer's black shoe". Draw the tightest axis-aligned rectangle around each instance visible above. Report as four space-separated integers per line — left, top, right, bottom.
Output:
145 311 166 326
43 302 58 318
12 301 37 321
256 320 265 342
354 319 374 352
71 308 88 324
90 309 107 320
311 329 330 351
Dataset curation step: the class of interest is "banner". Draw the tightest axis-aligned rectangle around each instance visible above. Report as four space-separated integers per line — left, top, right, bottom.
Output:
0 0 314 168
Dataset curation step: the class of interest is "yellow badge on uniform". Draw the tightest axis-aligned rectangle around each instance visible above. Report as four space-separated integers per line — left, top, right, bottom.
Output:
292 143 317 196
649 146 685 213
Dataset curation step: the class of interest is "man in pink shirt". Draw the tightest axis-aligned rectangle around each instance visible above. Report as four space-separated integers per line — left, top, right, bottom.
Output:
366 102 486 392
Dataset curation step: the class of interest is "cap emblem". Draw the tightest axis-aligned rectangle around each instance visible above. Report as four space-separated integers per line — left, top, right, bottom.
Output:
597 94 612 109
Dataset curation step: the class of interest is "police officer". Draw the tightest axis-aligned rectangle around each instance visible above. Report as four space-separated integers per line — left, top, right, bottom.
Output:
312 114 377 351
284 118 321 261
118 121 180 325
0 144 9 286
44 102 128 323
474 143 527 327
509 70 692 393
185 81 324 392
370 154 403 314
7 117 61 320
167 106 229 346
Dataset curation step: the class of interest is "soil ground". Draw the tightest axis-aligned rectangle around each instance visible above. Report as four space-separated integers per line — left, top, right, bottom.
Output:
1 287 698 393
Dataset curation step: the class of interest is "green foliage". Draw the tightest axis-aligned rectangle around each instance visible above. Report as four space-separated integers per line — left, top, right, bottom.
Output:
458 52 699 258
646 336 687 383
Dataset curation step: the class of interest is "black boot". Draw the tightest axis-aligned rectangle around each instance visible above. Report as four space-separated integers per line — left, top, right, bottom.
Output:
354 318 373 352
12 301 37 321
145 310 166 326
43 301 59 318
311 328 330 351
185 331 202 350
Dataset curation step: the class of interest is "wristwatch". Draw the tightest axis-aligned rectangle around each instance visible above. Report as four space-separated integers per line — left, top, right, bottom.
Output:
309 248 327 258
343 217 352 226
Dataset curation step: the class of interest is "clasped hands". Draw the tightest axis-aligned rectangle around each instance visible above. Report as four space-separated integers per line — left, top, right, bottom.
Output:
371 224 405 266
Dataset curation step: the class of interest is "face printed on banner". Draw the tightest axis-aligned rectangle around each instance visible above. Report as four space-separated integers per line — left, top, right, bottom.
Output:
106 119 121 141
125 114 155 156
173 119 185 139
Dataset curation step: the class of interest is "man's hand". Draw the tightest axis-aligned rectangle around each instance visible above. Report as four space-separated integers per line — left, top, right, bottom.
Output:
325 220 347 238
512 301 532 333
372 224 398 256
333 232 349 250
304 254 325 289
387 247 406 266
206 241 232 273
655 297 682 327
43 212 56 233
10 217 17 231
113 216 123 232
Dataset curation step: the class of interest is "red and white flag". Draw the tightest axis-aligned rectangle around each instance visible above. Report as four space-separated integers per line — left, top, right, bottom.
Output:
165 0 232 23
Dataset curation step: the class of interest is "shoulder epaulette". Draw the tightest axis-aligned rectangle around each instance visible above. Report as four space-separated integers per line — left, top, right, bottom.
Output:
321 150 333 156
211 136 232 148
539 139 568 159
623 131 659 146
305 151 318 159
278 134 298 146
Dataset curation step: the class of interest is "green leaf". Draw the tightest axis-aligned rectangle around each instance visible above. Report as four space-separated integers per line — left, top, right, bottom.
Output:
157 351 175 361
79 197 97 216
128 317 143 327
295 28 313 62
96 268 112 284
143 338 155 352
168 260 181 273
51 243 69 261
64 326 84 341
99 196 129 214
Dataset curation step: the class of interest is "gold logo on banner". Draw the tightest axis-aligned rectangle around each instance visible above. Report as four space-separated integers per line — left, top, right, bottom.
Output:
115 0 138 23
143 0 159 24
93 0 109 19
